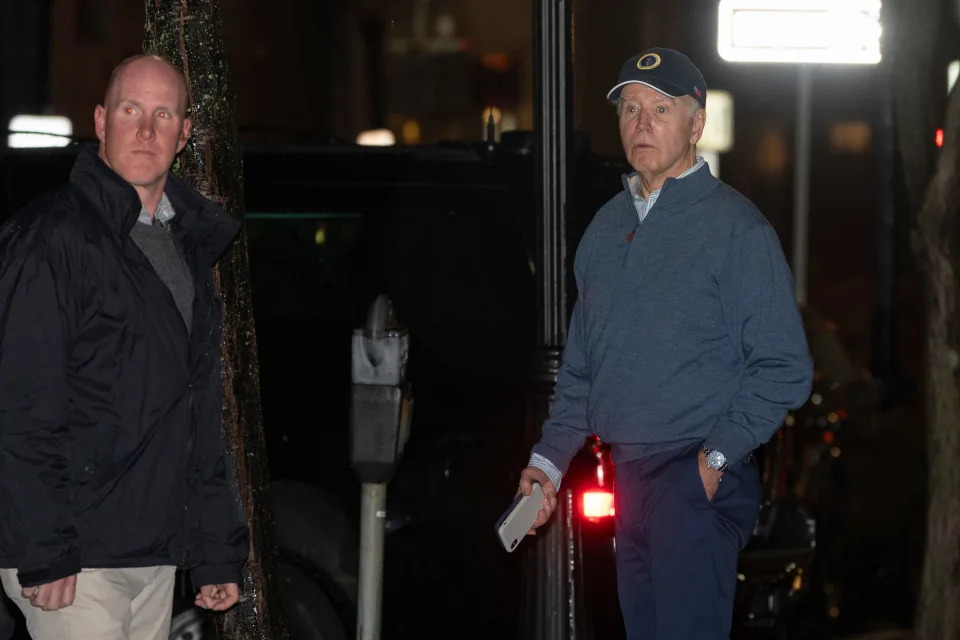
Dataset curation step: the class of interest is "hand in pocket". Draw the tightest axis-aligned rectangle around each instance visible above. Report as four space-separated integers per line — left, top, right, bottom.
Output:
697 449 722 501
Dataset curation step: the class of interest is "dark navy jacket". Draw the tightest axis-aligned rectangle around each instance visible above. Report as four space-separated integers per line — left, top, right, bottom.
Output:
0 147 248 588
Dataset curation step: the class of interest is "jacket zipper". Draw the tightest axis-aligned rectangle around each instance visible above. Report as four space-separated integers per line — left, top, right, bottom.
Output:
622 219 640 268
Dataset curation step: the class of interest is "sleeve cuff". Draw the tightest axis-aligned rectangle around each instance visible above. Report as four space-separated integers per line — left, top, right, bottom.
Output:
17 550 82 588
190 562 243 591
528 453 563 490
704 418 760 467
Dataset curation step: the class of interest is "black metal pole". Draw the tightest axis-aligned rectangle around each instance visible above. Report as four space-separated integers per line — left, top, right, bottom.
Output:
534 0 571 346
523 2 582 639
871 66 900 407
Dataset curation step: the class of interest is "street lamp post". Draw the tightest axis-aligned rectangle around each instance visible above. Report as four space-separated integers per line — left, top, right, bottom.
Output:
718 0 882 307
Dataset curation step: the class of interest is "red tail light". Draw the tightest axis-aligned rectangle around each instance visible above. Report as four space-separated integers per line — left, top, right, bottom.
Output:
582 490 615 519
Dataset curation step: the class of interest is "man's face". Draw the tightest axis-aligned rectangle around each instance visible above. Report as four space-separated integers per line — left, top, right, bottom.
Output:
94 59 191 193
618 83 704 187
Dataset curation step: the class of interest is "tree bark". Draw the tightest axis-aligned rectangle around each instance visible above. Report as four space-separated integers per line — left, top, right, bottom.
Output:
887 0 940 214
911 83 960 640
143 2 287 639
889 0 960 635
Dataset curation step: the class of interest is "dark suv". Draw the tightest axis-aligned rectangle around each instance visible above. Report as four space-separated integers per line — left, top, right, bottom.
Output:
0 139 838 639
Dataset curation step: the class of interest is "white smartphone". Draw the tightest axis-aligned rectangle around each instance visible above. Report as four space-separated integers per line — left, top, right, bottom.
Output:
495 482 544 553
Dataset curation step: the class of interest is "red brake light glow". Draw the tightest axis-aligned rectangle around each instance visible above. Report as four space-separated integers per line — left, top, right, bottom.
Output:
582 490 615 519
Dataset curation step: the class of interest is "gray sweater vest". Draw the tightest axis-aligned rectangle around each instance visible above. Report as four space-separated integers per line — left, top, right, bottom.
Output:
129 221 194 333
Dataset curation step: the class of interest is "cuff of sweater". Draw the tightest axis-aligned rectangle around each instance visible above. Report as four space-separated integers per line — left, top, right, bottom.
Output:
528 453 563 490
704 418 759 467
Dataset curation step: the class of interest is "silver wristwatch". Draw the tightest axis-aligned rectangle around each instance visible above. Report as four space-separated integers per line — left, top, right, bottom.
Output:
701 447 728 472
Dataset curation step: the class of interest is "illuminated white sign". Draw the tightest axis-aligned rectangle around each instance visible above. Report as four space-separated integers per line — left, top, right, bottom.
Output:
718 0 882 65
7 115 73 148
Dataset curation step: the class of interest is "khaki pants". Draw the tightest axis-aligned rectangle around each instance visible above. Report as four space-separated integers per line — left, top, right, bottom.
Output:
0 566 177 640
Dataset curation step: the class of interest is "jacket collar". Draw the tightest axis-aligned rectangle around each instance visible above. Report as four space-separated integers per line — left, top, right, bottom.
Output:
164 172 241 267
70 145 240 266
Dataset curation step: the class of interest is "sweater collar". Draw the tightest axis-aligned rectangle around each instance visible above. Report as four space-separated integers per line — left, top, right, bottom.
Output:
620 157 719 211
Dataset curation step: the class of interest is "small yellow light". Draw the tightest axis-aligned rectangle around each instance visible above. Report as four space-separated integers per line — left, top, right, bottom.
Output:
811 393 823 405
827 412 838 423
830 446 841 458
792 574 803 592
784 414 795 427
314 226 326 245
828 606 840 619
482 105 503 126
401 119 421 145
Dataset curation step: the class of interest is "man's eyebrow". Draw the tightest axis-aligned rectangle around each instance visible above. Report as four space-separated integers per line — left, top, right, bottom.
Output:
116 98 180 114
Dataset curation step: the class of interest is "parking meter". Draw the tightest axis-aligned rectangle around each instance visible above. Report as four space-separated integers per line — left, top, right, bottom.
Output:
350 294 412 640
350 294 412 483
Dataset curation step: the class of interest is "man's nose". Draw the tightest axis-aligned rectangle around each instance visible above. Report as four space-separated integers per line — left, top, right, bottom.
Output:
635 108 652 130
137 116 155 140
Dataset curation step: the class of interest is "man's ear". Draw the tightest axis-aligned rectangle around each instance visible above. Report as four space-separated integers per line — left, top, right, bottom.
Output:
94 105 107 143
689 106 706 145
177 118 192 152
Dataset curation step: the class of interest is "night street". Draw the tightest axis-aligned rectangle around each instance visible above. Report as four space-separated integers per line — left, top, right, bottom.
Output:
1 0 959 639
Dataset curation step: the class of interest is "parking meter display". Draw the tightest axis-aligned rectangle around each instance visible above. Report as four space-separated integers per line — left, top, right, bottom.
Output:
495 482 544 553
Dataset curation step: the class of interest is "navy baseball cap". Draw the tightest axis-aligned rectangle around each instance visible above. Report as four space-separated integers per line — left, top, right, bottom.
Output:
606 48 707 108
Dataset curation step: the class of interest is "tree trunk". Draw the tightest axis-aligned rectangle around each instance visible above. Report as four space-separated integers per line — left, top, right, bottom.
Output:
143 2 287 639
889 1 960 636
911 83 960 640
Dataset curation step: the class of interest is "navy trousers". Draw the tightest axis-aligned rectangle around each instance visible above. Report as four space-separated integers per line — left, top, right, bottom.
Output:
614 445 761 640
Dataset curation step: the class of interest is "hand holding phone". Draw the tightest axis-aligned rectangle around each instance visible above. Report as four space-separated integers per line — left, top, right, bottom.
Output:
495 482 544 552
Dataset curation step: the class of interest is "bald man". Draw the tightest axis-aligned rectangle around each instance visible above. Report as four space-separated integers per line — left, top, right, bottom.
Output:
0 55 249 639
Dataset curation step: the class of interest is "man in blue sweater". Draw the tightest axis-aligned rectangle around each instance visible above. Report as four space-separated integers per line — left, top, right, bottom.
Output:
517 48 813 639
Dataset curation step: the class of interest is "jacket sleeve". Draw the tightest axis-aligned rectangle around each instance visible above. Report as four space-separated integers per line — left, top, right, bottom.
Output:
706 224 813 464
530 234 594 481
0 240 81 587
190 310 250 590
190 438 250 589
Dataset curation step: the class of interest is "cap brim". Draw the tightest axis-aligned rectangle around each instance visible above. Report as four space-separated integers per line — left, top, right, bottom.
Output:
606 79 685 101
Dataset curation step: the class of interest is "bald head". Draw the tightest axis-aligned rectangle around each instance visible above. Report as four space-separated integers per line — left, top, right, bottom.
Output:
103 55 189 116
94 54 193 216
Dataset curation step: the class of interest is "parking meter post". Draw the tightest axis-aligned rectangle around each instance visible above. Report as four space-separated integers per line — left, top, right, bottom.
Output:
350 295 412 640
357 482 387 640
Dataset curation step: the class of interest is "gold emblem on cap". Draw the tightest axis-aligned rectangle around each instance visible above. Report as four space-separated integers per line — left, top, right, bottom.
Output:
637 53 662 70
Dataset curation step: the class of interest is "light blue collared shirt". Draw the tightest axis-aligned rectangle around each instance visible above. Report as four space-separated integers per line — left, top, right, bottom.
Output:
631 155 706 224
137 192 176 226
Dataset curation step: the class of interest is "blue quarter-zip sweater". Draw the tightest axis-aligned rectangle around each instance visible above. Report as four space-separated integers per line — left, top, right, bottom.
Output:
531 164 813 480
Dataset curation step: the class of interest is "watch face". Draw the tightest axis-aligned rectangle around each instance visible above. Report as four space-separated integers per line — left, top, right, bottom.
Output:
706 450 726 470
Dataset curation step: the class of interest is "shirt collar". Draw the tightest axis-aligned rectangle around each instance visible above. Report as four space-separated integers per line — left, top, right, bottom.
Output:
137 192 176 226
632 155 706 201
